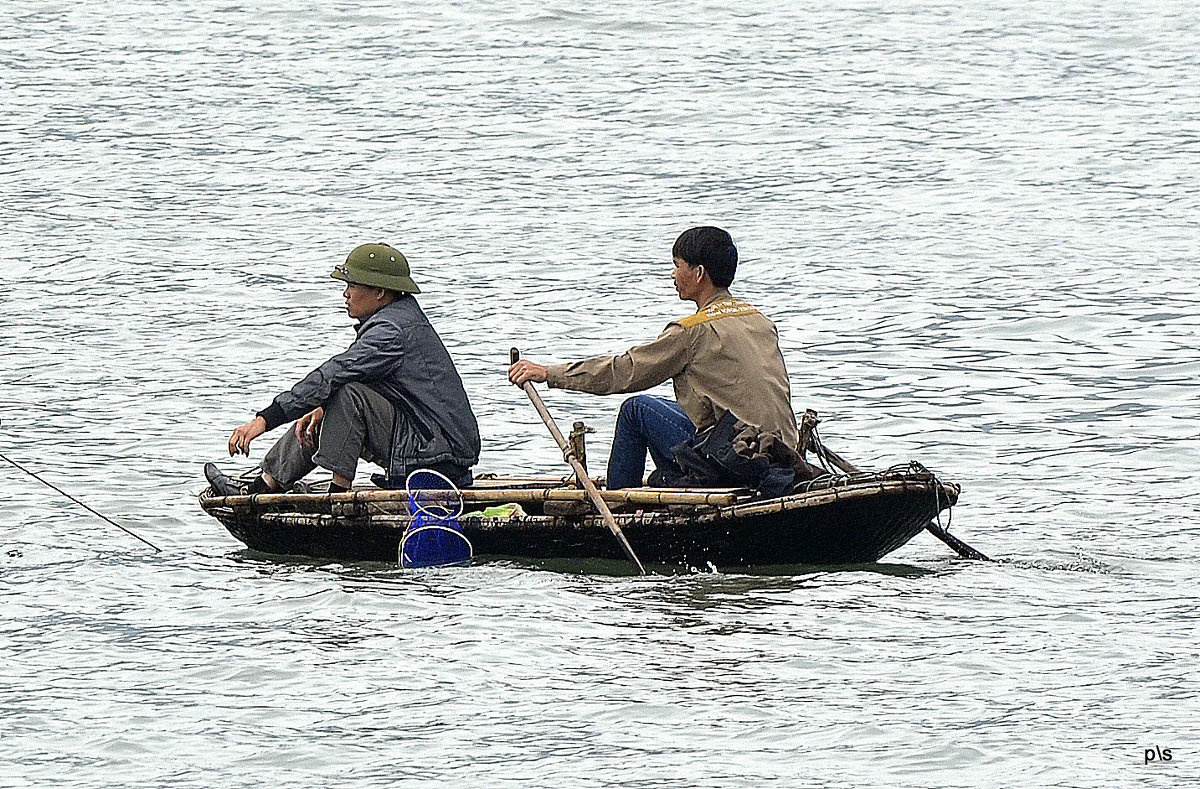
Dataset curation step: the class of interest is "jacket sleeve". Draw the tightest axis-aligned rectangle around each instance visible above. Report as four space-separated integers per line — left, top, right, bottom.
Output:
544 323 693 395
258 321 404 430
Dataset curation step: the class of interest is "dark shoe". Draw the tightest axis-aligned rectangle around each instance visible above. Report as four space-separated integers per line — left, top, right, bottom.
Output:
204 463 249 497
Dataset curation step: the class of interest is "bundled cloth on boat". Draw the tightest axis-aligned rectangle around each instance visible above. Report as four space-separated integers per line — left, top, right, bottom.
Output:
654 412 826 497
461 503 528 520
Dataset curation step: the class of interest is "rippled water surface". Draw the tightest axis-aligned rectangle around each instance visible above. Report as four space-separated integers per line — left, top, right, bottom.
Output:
2 1 1197 786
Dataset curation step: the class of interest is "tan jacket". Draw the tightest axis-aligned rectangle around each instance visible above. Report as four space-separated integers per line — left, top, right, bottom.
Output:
545 290 799 447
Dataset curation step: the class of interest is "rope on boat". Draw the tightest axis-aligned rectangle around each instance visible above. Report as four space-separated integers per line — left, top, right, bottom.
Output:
901 460 954 533
808 422 833 475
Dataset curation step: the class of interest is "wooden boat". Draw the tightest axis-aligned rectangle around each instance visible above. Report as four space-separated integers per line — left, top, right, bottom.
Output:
198 462 960 568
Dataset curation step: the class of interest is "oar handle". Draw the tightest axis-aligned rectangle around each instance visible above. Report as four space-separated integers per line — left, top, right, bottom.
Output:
511 348 570 452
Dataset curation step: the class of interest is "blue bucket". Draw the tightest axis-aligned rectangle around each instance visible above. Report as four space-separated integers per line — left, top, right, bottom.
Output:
400 469 472 569
400 523 472 569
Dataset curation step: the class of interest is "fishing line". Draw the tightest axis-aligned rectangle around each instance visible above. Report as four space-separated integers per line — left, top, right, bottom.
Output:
0 450 162 554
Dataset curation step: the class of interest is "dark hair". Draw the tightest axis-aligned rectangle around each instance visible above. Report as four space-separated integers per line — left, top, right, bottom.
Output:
672 226 737 288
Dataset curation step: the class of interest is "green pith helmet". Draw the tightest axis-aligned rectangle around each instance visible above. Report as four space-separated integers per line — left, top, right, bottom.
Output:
330 243 420 293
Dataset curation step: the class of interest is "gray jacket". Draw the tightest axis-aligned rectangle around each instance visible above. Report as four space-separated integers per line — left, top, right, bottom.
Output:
258 296 481 480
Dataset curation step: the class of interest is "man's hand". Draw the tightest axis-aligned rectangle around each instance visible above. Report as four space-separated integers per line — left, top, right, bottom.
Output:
508 360 548 387
228 416 267 457
295 407 325 450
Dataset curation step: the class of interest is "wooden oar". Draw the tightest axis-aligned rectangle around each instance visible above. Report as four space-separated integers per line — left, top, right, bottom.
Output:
815 443 992 562
510 348 647 574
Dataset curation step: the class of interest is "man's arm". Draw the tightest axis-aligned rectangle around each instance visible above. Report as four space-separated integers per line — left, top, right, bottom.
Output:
225 321 403 456
226 406 323 457
509 323 693 396
228 415 267 456
508 360 549 386
257 322 405 431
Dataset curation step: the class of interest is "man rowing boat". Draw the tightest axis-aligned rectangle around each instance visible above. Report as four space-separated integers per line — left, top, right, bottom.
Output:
508 226 797 490
205 243 480 496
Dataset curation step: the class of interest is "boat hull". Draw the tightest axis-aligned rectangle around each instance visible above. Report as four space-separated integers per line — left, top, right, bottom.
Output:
201 468 959 568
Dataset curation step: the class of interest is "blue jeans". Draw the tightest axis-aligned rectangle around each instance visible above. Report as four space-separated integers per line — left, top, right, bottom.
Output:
606 395 696 489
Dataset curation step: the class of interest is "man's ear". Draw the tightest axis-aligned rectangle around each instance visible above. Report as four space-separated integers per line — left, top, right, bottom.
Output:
695 264 705 282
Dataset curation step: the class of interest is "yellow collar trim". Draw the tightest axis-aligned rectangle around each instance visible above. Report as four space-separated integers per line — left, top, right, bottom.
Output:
678 298 759 328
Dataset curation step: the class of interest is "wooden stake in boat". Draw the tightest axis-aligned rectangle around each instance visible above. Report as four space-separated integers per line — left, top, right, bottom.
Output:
510 348 648 575
568 420 594 488
799 411 992 562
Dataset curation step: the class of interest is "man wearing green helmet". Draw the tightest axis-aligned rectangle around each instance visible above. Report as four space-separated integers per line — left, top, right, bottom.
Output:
205 243 481 496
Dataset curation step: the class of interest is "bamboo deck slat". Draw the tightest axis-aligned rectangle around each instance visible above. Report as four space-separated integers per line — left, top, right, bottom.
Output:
205 486 746 510
700 477 959 521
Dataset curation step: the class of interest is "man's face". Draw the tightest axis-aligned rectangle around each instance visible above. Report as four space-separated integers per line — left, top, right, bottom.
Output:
671 257 702 301
343 282 385 320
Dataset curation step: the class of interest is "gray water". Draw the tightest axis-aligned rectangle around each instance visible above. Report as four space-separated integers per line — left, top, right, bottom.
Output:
1 1 1197 786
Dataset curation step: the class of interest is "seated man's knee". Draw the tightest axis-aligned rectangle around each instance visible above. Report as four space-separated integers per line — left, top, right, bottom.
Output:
618 394 656 424
328 382 372 413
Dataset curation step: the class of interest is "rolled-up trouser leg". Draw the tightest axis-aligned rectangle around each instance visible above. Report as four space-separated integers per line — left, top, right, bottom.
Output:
261 382 396 486
261 425 317 487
